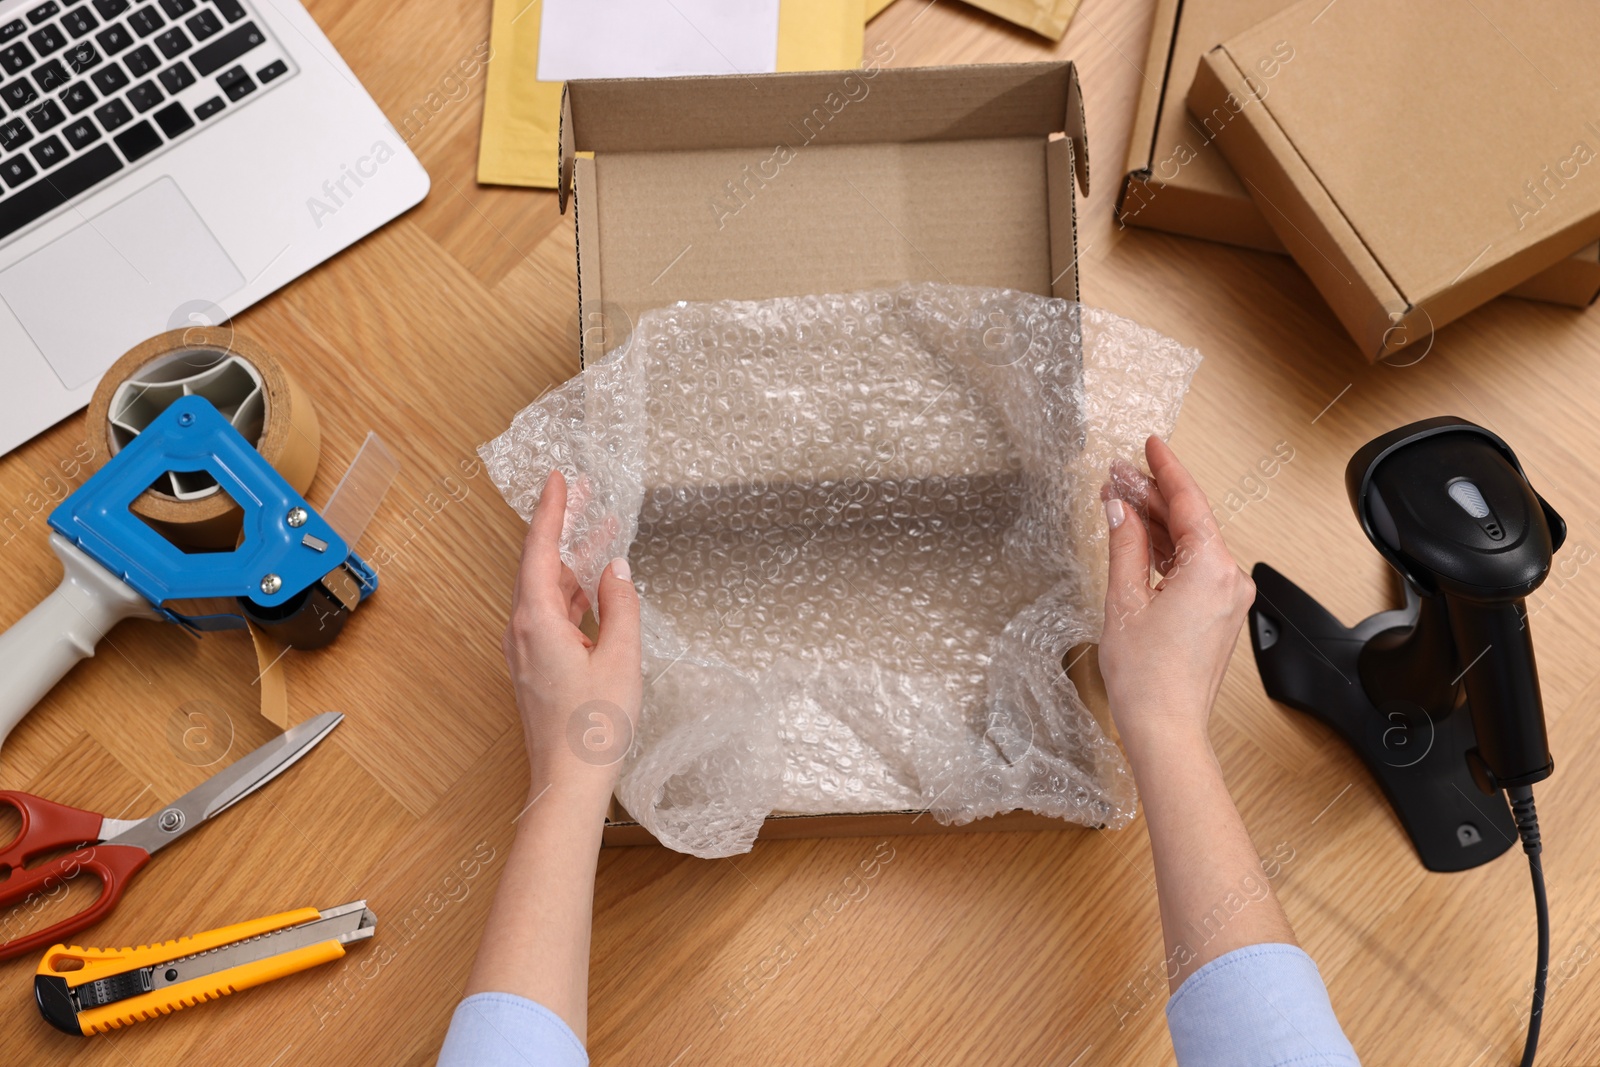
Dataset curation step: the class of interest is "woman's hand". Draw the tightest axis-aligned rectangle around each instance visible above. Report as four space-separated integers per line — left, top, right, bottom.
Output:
458 470 642 1032
1096 437 1302 989
503 469 642 811
1097 435 1255 761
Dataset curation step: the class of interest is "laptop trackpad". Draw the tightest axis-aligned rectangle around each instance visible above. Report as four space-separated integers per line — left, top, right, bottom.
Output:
0 177 245 390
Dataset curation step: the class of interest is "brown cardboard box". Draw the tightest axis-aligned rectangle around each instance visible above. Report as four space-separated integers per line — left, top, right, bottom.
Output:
1188 0 1600 359
555 60 1103 845
1117 0 1600 309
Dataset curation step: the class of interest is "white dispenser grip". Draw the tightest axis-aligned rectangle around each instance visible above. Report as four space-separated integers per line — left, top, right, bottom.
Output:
0 533 160 758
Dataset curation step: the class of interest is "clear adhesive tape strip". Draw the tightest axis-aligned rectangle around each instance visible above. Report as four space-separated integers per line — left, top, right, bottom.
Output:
318 432 401 549
84 326 322 551
251 432 399 729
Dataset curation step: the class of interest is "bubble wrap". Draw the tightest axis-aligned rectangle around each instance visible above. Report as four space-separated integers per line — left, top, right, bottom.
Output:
480 284 1201 857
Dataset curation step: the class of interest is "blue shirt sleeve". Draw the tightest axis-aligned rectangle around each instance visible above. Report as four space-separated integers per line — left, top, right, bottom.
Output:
437 992 589 1067
1165 944 1360 1067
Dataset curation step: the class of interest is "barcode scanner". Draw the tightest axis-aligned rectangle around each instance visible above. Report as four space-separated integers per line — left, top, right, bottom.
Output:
1251 416 1561 1066
1353 419 1562 791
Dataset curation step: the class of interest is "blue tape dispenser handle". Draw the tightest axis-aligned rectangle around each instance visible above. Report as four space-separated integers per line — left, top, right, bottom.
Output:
0 396 377 761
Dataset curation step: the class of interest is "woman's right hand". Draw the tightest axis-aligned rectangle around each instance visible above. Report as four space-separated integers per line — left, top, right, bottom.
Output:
1097 435 1255 761
502 469 642 809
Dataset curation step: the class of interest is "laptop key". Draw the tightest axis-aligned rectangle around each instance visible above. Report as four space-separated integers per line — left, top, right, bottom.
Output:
0 43 35 74
90 60 126 91
60 79 94 112
94 22 131 53
126 77 159 110
0 115 31 150
0 153 36 187
111 115 156 159
192 92 220 118
61 7 96 36
215 61 249 100
91 94 127 128
157 0 192 15
0 142 121 237
25 96 63 129
256 57 284 83
214 0 243 21
92 0 130 16
26 2 60 25
123 41 153 73
29 132 65 167
61 114 97 147
156 58 189 91
0 20 23 43
0 77 37 108
127 4 161 35
152 25 186 57
185 8 218 40
27 23 65 54
62 41 98 72
151 97 186 136
189 20 257 76
32 58 66 91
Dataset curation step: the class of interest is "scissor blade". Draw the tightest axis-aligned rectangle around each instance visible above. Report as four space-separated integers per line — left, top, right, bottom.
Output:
106 712 343 855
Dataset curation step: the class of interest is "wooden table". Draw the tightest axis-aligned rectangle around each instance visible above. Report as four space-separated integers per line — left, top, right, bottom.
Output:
3 0 1599 1063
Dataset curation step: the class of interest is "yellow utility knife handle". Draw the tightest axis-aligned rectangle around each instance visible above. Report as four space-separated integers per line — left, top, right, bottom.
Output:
34 908 332 1036
77 940 347 1035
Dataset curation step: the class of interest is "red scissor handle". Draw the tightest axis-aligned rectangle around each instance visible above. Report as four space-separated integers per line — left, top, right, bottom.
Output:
0 843 150 961
0 791 107 873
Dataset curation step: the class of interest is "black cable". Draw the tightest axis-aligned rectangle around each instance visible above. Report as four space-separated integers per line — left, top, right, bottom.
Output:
1507 785 1548 1067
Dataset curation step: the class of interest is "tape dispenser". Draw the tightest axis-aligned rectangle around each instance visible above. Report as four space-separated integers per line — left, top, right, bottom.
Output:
0 392 391 760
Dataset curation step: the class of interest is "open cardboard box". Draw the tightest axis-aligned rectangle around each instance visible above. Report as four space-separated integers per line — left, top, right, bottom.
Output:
1116 0 1600 310
556 60 1110 846
1187 0 1600 359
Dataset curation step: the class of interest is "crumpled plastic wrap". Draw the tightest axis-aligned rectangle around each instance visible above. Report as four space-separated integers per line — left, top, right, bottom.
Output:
480 284 1201 857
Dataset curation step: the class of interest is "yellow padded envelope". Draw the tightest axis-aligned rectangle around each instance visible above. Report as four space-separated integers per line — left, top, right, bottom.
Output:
477 1 866 188
865 0 1081 37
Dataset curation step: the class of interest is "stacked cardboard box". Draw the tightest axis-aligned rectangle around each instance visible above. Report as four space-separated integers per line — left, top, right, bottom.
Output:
1118 0 1600 354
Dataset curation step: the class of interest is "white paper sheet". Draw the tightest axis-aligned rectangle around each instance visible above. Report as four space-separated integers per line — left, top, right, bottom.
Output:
537 0 781 81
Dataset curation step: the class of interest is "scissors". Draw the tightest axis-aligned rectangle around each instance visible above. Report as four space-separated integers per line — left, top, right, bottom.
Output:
0 711 342 962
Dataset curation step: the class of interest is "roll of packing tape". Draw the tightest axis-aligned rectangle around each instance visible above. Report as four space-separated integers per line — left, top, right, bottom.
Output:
84 326 322 550
85 326 321 728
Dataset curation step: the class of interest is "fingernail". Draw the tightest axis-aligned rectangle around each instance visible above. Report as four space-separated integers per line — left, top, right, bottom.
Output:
611 557 631 582
1105 498 1125 530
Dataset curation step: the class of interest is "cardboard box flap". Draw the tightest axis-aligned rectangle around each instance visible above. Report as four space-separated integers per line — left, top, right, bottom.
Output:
563 61 1090 364
562 61 1087 155
557 85 575 214
559 61 1090 215
1062 61 1090 196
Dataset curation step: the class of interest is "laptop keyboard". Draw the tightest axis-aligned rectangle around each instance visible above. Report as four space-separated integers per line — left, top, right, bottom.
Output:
0 0 294 244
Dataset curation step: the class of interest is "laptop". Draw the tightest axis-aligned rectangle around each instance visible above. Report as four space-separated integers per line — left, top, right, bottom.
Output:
0 0 429 457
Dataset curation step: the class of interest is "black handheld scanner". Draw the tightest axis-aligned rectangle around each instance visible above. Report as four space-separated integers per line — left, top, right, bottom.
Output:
1347 417 1566 791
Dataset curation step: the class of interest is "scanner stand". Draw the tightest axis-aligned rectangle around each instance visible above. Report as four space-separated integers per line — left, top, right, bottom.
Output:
1249 562 1515 872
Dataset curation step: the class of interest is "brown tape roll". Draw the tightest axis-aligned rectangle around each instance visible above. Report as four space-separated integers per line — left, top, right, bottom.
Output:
84 327 320 729
84 326 321 550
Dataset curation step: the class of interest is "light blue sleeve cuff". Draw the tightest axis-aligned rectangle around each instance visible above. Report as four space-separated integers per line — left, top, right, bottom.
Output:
1165 943 1360 1067
437 992 589 1067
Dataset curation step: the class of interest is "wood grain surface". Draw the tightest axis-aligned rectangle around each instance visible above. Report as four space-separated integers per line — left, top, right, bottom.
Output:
3 0 1599 1063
